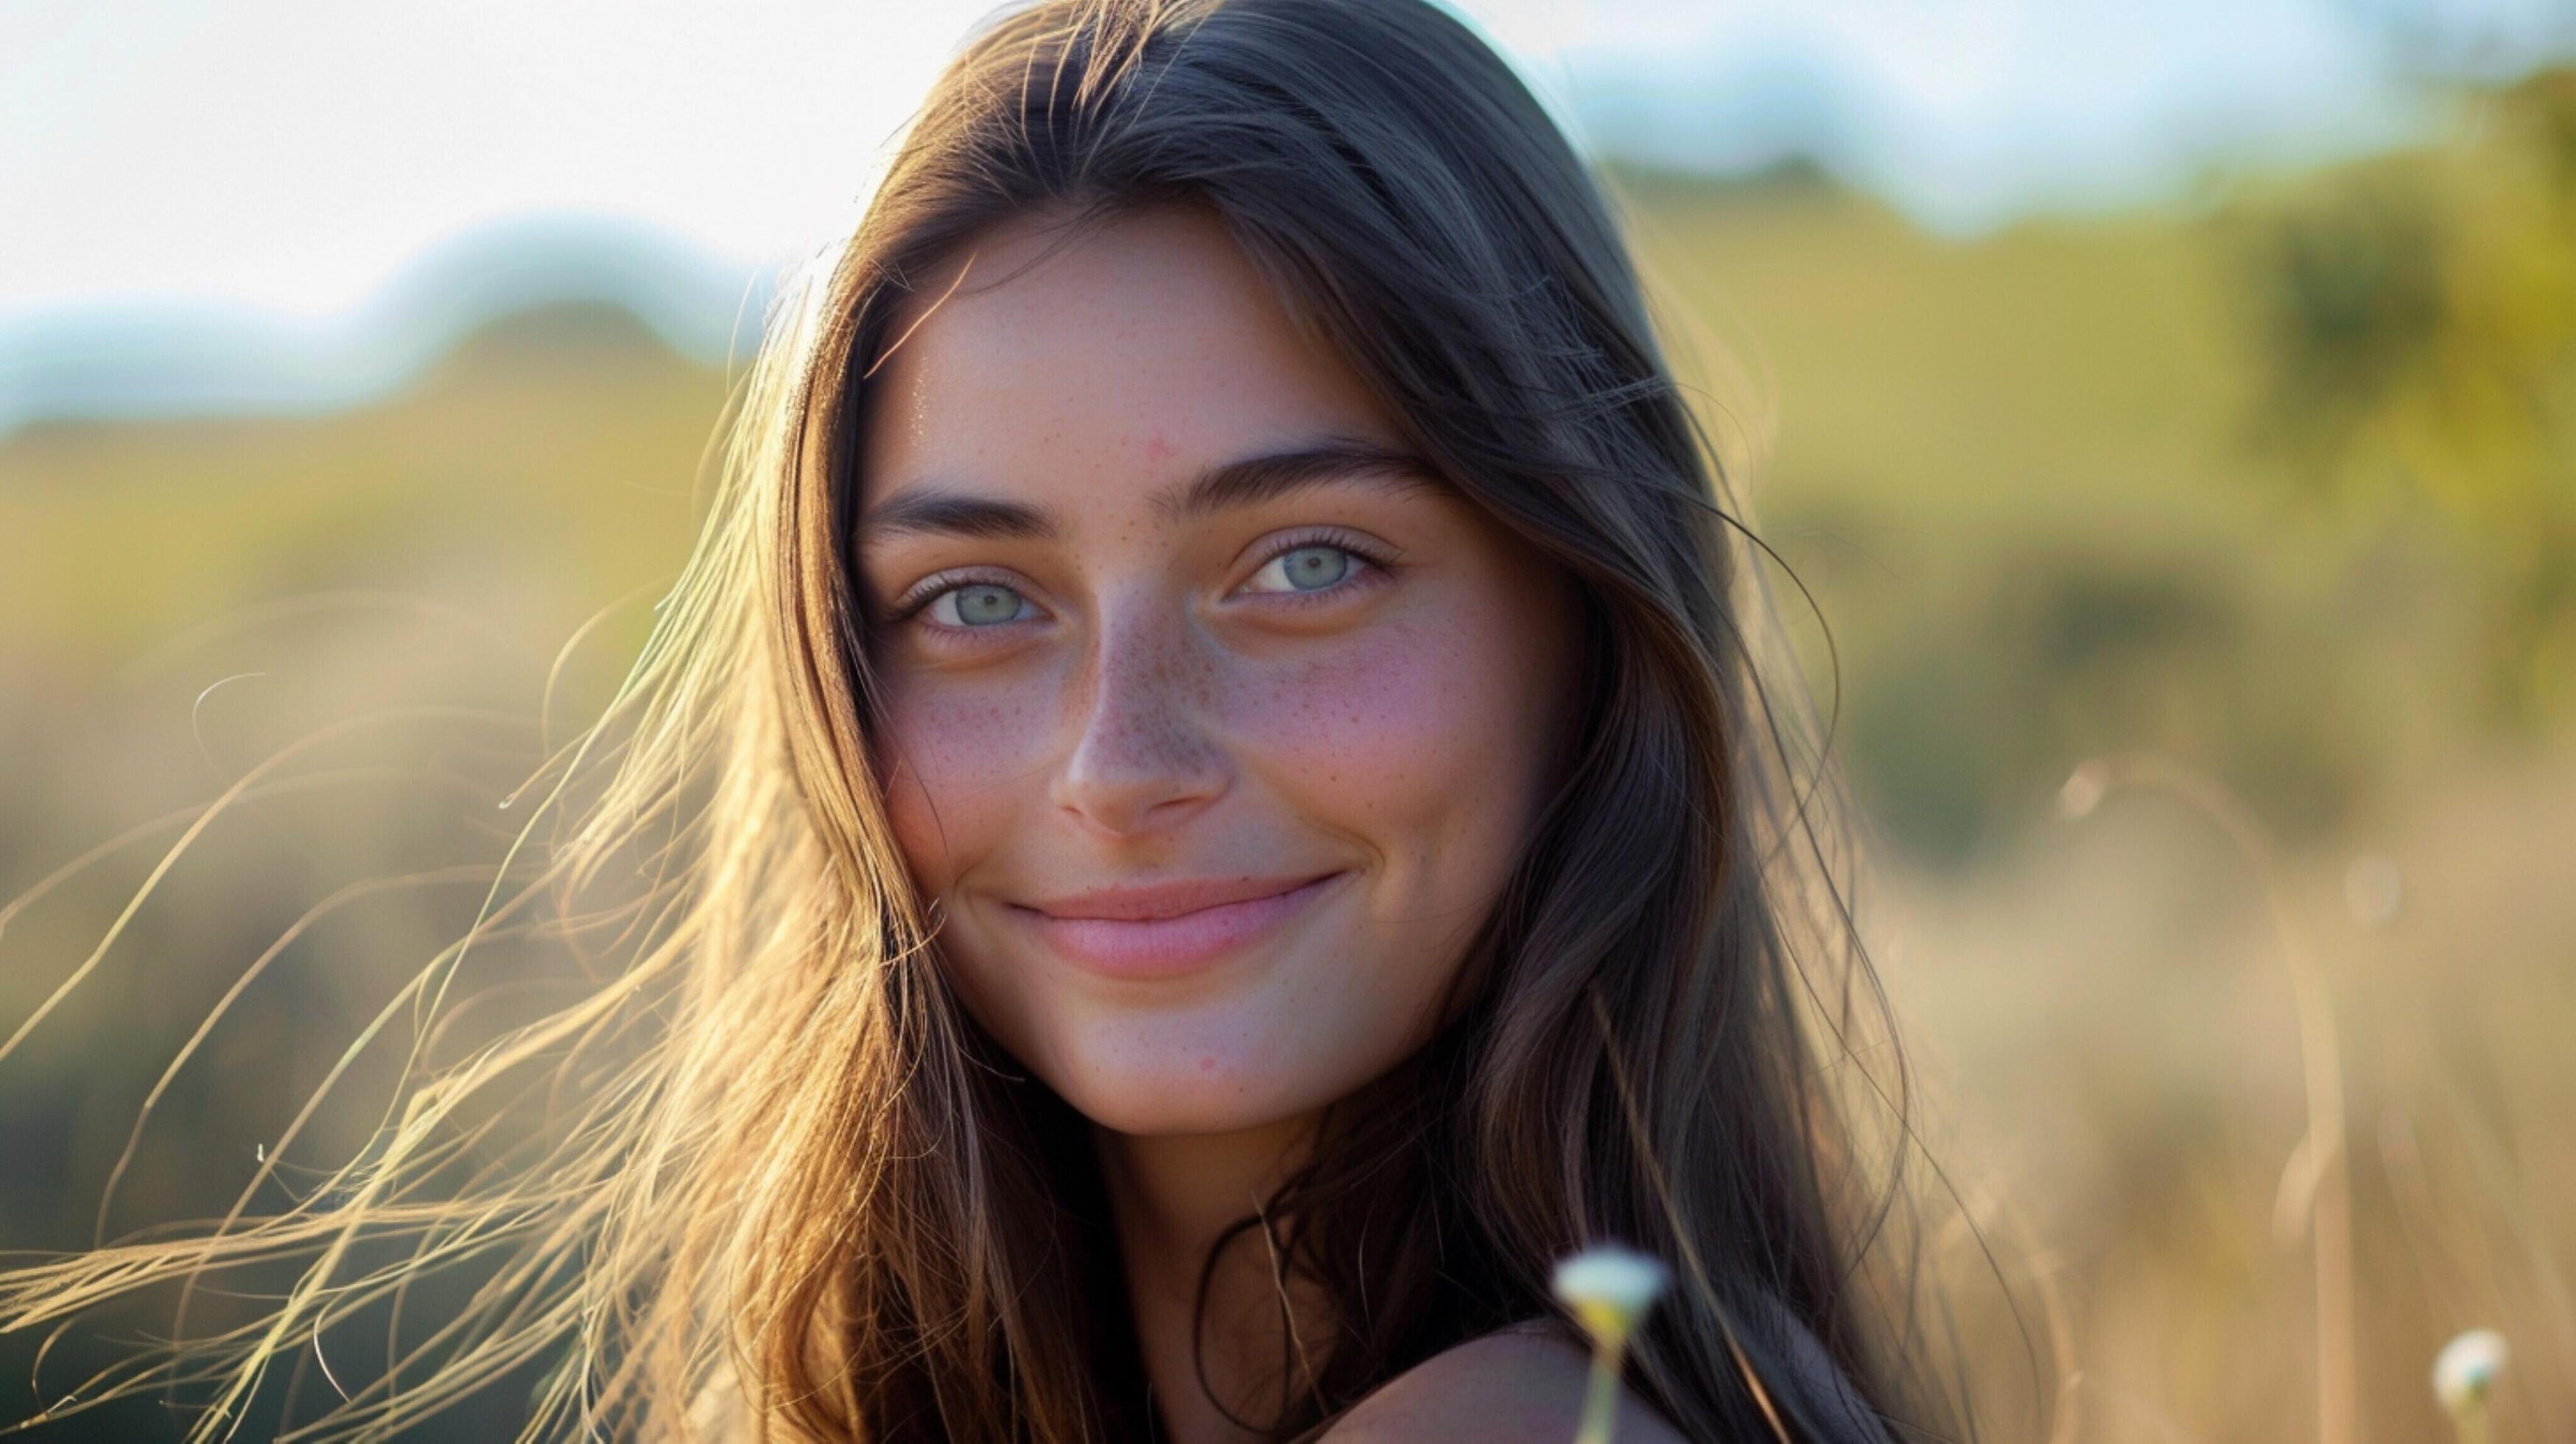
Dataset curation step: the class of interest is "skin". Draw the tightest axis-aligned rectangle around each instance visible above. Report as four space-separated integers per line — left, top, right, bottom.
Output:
855 203 1677 1442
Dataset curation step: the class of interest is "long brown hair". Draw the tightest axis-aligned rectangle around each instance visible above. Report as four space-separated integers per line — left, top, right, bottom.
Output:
3 1 1970 1439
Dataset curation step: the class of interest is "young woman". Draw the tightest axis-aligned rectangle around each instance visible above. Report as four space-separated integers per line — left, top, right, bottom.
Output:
3 0 1968 1439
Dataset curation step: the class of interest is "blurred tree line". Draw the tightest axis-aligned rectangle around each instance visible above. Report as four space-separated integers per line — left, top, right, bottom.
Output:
2238 65 2576 721
1794 58 2576 869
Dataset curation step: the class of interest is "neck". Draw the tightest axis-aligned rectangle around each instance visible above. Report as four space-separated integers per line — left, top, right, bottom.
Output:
1095 1114 1330 1444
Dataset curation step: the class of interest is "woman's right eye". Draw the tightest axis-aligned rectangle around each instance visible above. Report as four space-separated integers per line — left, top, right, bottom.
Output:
923 581 1033 628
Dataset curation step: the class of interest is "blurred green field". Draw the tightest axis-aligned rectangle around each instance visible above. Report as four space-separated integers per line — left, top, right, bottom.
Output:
1 72 2569 1442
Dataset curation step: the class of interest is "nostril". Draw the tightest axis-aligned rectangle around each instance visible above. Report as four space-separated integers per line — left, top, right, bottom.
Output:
1051 729 1228 836
1053 682 1228 837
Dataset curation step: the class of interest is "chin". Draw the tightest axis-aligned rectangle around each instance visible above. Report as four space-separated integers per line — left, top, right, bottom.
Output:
1072 1090 1284 1138
1040 1033 1337 1138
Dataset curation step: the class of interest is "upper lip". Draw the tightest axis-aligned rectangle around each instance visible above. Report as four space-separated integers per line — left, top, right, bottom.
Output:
1017 872 1341 921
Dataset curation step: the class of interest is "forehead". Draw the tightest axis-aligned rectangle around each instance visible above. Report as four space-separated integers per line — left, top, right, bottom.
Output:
857 205 1401 498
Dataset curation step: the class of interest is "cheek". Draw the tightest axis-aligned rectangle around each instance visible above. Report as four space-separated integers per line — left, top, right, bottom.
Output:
876 667 1059 891
1224 604 1557 848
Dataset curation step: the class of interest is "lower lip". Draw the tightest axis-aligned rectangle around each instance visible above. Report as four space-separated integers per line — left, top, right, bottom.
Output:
1012 872 1347 980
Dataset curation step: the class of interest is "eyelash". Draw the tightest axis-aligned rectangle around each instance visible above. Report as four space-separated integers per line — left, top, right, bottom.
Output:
885 527 1397 633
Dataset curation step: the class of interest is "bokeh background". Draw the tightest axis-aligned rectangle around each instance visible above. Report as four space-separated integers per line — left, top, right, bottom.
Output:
5 1 2573 1438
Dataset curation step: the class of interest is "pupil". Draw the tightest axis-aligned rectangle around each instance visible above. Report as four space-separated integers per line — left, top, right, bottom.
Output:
1286 547 1348 589
958 585 1017 624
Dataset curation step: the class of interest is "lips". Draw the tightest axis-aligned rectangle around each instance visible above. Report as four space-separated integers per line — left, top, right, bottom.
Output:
1008 871 1347 978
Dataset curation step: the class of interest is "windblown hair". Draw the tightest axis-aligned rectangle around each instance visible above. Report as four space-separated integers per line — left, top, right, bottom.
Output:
2 0 1974 1439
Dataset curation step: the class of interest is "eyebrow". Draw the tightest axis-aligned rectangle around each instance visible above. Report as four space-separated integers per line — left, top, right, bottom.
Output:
854 438 1441 545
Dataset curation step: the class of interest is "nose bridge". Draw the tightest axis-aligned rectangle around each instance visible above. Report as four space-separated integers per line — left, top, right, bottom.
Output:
1052 588 1226 833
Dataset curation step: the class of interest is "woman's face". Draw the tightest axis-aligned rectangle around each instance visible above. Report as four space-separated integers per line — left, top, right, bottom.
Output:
856 205 1578 1137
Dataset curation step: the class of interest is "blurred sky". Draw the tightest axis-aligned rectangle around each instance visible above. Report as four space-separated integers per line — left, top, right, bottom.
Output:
4 0 2571 343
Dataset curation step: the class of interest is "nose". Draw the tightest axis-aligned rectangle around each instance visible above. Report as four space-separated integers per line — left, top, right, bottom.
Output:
1048 597 1229 838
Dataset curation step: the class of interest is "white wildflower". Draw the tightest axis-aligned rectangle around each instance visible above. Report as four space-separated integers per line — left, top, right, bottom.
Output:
2432 1328 2507 1416
1552 1243 1670 1350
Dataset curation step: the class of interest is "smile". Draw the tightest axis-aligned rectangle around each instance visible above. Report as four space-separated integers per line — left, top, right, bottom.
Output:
1007 872 1348 979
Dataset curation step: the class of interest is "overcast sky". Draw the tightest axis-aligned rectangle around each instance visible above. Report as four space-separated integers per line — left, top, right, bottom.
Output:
5 0 2570 330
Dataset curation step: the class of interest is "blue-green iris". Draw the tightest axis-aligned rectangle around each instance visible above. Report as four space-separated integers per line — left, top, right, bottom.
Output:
950 583 1022 625
1277 545 1351 590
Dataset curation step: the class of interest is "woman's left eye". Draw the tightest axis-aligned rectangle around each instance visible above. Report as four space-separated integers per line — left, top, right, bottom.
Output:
1243 543 1364 595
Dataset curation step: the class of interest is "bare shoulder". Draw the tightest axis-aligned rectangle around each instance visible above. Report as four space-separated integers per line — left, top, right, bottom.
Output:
1321 1323 1690 1443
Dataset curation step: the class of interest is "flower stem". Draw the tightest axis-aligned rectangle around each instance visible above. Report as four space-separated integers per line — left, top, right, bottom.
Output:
1576 1347 1623 1444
